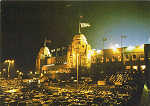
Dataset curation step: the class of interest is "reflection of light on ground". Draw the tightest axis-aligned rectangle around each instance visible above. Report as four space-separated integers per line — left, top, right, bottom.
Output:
0 72 148 106
5 89 20 93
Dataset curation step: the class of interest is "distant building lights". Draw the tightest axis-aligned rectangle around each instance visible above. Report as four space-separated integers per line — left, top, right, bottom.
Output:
141 65 146 70
133 65 138 70
127 46 135 51
125 66 131 70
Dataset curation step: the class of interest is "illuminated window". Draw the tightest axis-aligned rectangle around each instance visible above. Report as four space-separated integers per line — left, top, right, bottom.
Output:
100 57 104 63
118 56 121 62
140 65 146 70
106 57 109 62
140 56 144 61
133 65 138 70
125 66 131 70
125 55 129 61
132 55 137 61
112 56 115 62
133 55 136 58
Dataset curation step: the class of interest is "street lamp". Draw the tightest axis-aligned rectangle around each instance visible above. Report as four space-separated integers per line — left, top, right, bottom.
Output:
76 53 79 89
4 59 14 78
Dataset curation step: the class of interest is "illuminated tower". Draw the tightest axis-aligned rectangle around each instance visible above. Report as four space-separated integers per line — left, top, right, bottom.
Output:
36 38 51 73
67 34 92 68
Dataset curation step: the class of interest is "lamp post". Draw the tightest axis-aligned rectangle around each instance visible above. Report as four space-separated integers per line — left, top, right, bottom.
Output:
76 53 79 89
4 60 14 78
75 43 80 89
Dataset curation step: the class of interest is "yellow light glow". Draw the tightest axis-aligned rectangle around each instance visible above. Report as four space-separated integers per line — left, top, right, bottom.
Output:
5 89 19 93
4 60 8 63
144 84 149 91
4 59 14 64
19 72 22 75
97 81 106 86
125 66 131 70
133 65 138 70
141 65 146 70
17 70 19 73
135 44 144 52
11 60 14 63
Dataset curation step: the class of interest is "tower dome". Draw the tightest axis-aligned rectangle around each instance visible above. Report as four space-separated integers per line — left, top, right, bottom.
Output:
39 46 51 59
73 34 88 44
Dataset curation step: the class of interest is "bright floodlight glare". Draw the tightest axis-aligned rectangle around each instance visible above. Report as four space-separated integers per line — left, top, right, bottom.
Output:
110 43 120 52
96 50 101 54
115 44 119 48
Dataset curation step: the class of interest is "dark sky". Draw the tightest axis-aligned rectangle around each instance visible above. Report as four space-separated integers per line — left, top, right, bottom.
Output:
2 1 150 71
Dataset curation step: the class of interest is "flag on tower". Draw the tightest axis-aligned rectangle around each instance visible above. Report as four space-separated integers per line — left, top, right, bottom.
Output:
80 23 91 28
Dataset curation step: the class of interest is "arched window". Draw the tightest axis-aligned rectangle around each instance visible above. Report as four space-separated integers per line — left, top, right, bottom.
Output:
132 55 136 61
133 55 136 59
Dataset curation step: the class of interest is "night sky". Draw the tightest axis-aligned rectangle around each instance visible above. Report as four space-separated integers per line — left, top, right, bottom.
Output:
2 1 150 71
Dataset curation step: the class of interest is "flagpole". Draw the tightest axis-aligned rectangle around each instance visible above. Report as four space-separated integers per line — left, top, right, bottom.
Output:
79 22 81 34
